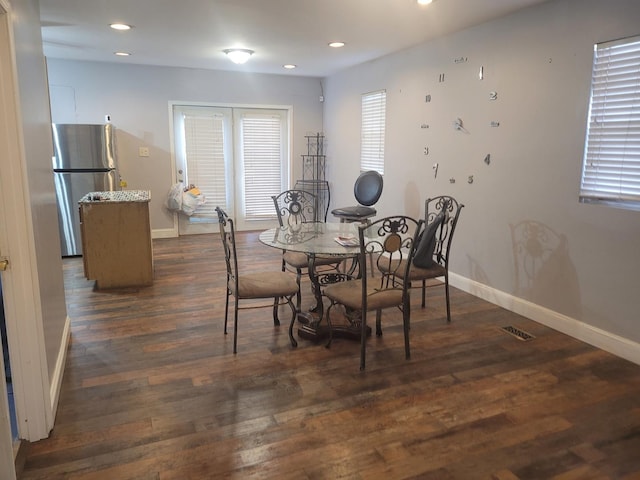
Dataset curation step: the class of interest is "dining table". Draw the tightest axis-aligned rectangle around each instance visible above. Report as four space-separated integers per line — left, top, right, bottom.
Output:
259 221 370 342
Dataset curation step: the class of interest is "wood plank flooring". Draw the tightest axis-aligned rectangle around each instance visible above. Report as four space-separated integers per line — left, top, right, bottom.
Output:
18 232 640 479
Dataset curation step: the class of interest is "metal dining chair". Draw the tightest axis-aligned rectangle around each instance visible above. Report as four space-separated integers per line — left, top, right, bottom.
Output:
378 196 464 323
272 189 345 311
215 206 299 353
322 215 424 370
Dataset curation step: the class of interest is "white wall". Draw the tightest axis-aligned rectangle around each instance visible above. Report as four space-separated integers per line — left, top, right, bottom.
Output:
323 0 640 359
46 60 325 235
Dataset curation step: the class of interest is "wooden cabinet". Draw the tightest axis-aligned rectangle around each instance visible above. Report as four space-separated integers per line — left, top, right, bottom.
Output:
79 190 153 289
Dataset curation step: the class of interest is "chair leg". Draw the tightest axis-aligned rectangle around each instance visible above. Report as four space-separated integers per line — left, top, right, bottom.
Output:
444 273 451 323
360 310 367 371
407 292 411 331
224 288 230 334
286 295 298 348
295 268 302 312
403 299 411 360
272 298 281 326
325 303 335 348
233 301 239 354
375 310 382 336
421 279 426 308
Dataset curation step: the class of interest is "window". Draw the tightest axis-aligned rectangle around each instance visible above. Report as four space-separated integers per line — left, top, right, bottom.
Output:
361 90 386 174
238 112 287 220
580 35 640 210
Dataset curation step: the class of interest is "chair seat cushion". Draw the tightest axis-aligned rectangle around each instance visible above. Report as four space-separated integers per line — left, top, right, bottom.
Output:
283 251 340 269
233 271 298 299
323 279 404 311
379 259 446 281
331 206 376 218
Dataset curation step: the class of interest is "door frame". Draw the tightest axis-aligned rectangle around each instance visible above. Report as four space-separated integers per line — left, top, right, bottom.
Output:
168 101 293 233
231 107 291 232
172 104 234 236
0 0 54 465
0 2 19 476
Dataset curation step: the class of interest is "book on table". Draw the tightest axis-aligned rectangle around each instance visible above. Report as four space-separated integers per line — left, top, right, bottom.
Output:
334 236 358 247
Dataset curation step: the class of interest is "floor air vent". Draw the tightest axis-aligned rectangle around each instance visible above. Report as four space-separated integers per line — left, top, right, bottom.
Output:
501 325 535 341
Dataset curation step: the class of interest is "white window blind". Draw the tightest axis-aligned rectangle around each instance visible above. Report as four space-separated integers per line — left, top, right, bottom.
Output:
183 112 227 217
580 35 640 210
361 90 386 174
240 113 283 220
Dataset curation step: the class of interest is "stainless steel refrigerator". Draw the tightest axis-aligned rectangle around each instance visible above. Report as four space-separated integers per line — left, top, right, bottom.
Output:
52 123 120 256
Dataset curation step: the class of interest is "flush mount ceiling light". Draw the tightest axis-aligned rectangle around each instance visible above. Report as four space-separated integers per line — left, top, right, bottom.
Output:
328 41 345 48
114 51 131 56
110 23 132 31
283 64 297 69
223 48 254 64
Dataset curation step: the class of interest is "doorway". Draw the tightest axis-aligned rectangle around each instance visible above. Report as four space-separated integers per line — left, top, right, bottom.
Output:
171 103 291 233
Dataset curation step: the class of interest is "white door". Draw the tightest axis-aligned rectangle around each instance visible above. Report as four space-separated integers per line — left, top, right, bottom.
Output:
232 108 289 231
173 105 234 235
0 2 21 477
172 104 290 233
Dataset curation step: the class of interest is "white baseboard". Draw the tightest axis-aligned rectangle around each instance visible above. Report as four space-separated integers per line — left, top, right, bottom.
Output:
450 273 640 366
152 227 178 239
49 315 71 424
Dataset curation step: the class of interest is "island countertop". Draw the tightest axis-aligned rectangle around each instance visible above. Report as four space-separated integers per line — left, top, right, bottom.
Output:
79 190 151 203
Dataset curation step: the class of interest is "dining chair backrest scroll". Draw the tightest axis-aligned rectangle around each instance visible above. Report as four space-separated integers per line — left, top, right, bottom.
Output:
272 189 321 227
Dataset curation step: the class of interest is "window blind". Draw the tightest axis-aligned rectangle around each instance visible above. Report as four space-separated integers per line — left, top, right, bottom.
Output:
361 90 386 174
183 112 227 217
241 113 283 220
580 35 640 209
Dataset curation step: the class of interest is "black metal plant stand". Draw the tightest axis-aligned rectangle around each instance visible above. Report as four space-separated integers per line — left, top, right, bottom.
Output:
295 133 330 222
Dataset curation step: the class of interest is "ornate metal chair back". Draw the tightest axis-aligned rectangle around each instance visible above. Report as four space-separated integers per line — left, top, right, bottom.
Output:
215 206 239 291
425 196 464 268
272 189 321 227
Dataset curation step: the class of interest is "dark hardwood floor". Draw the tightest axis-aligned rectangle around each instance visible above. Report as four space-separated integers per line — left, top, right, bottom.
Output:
18 231 640 479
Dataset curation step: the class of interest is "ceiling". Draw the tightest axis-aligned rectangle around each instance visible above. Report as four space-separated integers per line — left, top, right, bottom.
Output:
39 0 551 78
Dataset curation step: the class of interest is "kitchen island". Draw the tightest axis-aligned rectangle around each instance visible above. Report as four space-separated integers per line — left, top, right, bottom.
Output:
79 190 153 289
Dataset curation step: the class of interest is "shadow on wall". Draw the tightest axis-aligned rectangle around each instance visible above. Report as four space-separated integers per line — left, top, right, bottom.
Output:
510 220 582 319
115 128 158 188
466 254 502 305
403 181 421 220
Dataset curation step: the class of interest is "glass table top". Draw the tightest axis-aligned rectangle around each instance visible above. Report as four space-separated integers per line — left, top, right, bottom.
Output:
259 222 362 256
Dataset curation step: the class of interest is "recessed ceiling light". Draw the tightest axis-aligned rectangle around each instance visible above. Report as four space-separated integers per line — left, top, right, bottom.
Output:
110 23 132 31
328 42 345 48
114 51 131 56
417 0 433 4
283 64 296 69
223 48 254 64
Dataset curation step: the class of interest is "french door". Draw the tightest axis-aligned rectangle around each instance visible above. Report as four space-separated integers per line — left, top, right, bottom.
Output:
172 104 290 233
